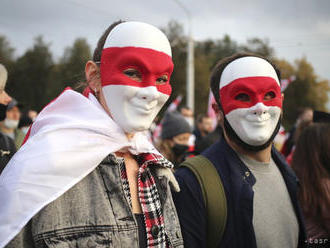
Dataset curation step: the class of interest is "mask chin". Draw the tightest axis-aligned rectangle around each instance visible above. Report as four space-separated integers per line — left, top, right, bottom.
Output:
102 84 168 133
223 116 281 152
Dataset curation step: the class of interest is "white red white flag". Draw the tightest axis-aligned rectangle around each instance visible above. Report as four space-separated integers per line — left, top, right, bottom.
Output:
152 95 182 142
207 90 218 129
280 75 296 92
167 95 182 112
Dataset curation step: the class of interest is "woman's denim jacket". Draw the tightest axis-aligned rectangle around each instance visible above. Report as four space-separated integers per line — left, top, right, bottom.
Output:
7 154 184 247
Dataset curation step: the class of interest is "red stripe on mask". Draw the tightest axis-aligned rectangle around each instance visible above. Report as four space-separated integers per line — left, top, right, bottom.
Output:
100 47 173 95
219 76 282 115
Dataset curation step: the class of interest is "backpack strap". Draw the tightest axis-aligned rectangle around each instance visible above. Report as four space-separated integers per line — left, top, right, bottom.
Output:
181 155 227 248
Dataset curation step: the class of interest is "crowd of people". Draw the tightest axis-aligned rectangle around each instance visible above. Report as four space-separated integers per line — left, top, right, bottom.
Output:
0 20 329 248
0 65 38 174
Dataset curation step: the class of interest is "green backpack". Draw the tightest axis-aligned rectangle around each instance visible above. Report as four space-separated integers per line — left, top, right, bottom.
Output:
180 155 227 248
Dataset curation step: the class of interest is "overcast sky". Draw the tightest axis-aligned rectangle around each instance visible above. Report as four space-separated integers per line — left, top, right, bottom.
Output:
1 0 330 83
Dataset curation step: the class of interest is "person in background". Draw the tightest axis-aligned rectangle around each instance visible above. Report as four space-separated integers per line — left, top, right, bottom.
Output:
281 107 313 157
178 105 195 148
273 125 286 151
178 105 194 128
0 98 25 149
193 114 213 142
157 111 192 168
285 119 313 165
173 53 306 247
193 114 215 153
18 114 33 136
291 121 330 244
194 122 223 154
1 21 183 248
0 64 15 174
27 110 38 122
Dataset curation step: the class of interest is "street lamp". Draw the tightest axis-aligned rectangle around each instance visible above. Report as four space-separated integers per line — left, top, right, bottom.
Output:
172 0 195 114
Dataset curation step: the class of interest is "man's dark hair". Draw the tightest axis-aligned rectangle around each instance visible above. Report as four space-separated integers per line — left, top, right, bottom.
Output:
197 114 210 123
93 20 125 62
210 52 281 109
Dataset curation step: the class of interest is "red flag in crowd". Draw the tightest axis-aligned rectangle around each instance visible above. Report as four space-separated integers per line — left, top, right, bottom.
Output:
167 95 182 112
281 76 296 92
152 95 182 142
207 90 218 129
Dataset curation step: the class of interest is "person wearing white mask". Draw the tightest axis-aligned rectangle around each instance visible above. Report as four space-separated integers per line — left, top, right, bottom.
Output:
0 64 15 174
173 53 306 248
1 21 183 248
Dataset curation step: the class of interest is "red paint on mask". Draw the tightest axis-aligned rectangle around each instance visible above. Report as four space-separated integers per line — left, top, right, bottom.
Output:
100 47 173 95
219 76 282 115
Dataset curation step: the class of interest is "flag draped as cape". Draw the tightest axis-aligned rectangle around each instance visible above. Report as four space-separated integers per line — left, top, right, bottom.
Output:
0 89 160 247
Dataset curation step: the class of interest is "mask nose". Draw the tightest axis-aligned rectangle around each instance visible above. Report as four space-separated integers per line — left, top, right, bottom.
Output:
250 102 268 115
136 86 160 101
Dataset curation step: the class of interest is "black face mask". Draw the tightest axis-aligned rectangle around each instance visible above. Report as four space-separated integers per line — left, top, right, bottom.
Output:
0 104 7 121
172 143 189 157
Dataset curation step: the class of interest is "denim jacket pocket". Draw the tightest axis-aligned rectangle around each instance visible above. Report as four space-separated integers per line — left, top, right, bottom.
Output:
35 227 113 248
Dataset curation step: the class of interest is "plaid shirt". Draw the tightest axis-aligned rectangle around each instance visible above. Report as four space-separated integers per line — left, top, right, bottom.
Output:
120 153 173 248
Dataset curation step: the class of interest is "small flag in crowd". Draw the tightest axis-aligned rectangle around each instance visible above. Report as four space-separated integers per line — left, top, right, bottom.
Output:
152 95 182 142
167 95 182 112
281 76 296 92
207 90 218 129
274 125 287 151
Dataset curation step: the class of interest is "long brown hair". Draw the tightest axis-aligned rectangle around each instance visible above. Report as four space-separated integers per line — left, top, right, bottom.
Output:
156 139 175 164
291 123 330 234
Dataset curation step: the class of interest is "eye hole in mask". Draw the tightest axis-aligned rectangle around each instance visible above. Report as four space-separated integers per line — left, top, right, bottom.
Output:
235 93 250 102
156 75 168 85
264 91 276 101
123 68 169 86
123 68 142 82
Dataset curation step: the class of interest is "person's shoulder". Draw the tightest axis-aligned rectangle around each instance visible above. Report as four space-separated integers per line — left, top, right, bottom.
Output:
0 133 16 150
175 165 204 197
202 139 226 163
175 166 198 184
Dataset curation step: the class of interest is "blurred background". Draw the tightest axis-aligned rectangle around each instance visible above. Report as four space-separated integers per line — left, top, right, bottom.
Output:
1 0 329 129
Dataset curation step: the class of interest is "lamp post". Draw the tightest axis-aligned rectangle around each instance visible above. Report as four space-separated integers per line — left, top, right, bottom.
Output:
173 0 195 113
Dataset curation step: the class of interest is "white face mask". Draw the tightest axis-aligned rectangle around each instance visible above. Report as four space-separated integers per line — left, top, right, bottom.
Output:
100 22 173 133
219 56 283 147
4 118 19 129
102 85 169 133
226 102 281 146
99 22 173 133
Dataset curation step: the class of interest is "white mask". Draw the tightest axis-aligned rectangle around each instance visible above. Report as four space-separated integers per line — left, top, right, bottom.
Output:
99 22 173 133
102 85 169 133
226 102 281 146
219 56 282 147
4 118 19 130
